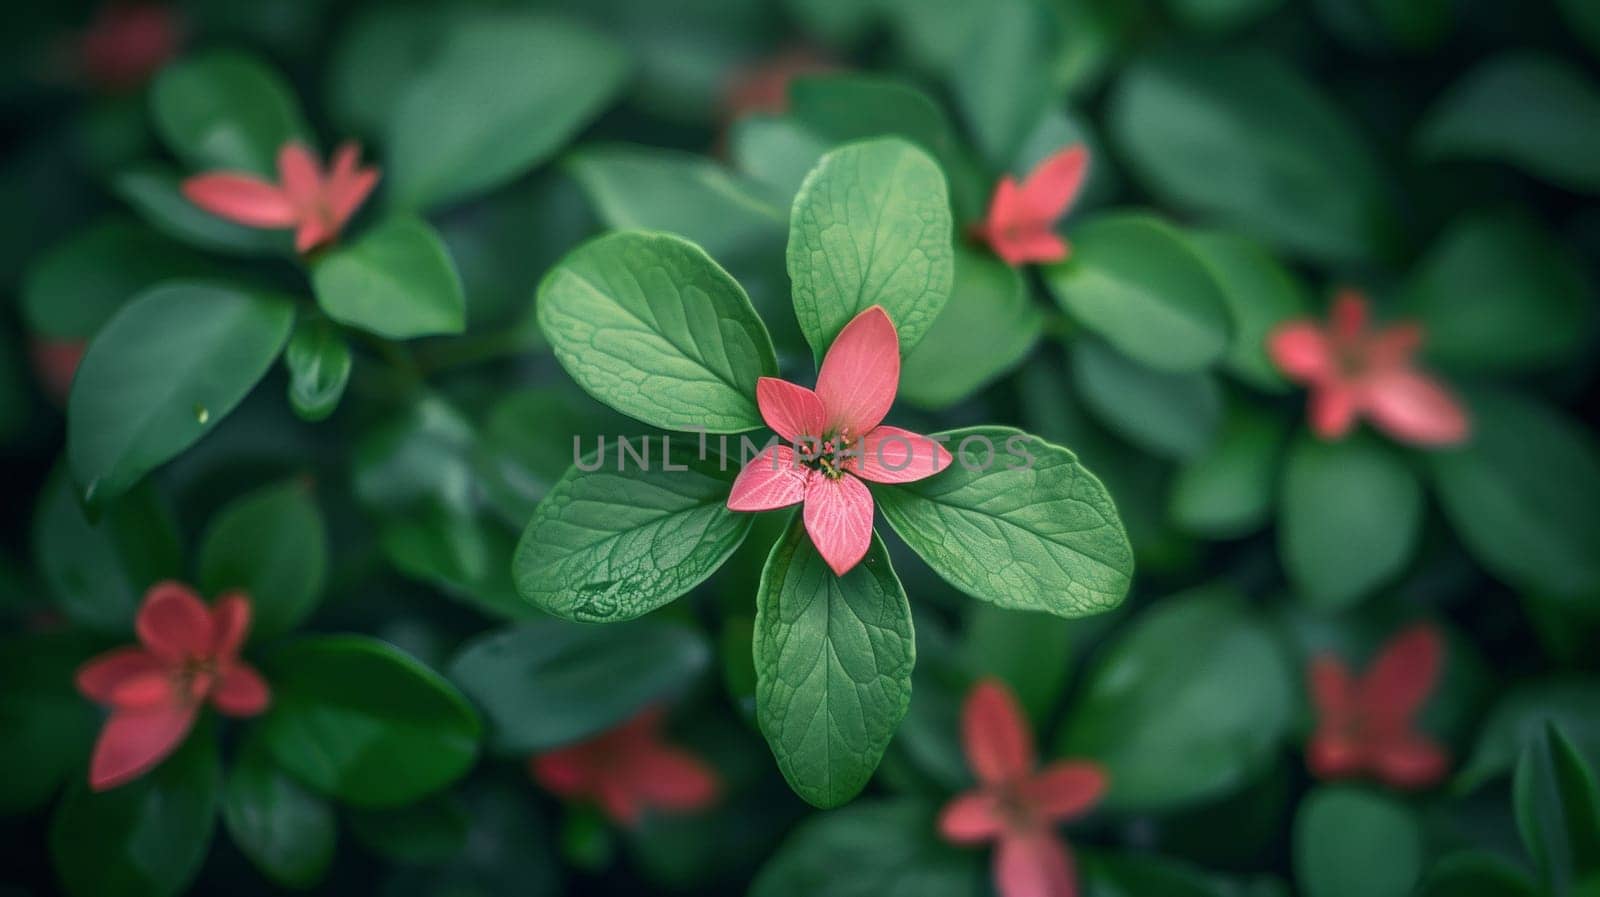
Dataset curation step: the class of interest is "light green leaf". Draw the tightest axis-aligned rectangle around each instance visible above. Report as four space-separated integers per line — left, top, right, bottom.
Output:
1170 400 1287 538
787 137 954 360
900 246 1040 409
150 50 310 177
755 521 914 808
222 734 336 890
876 426 1134 617
1072 337 1223 461
388 15 630 210
198 479 328 638
283 315 352 421
1294 786 1422 897
1188 230 1310 391
1280 432 1423 610
537 230 777 433
1043 212 1232 372
513 442 750 621
68 281 296 505
311 217 465 339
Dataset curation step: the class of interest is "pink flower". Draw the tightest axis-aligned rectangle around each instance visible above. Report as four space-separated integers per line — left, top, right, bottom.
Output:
975 145 1089 266
76 2 182 93
1308 623 1449 790
182 141 380 254
726 306 953 576
720 47 836 121
76 582 270 791
530 707 720 827
1267 289 1469 446
940 679 1107 897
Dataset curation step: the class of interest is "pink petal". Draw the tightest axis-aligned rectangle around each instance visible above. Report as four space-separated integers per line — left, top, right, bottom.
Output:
1024 762 1107 823
1267 321 1334 383
963 678 1035 786
597 779 644 827
88 703 197 791
853 426 952 484
995 832 1077 897
815 306 900 438
756 377 826 443
1372 735 1450 790
1308 655 1356 720
1018 144 1089 223
728 446 811 512
530 748 592 797
76 648 167 705
1362 369 1470 446
276 141 323 209
209 593 252 659
1360 624 1443 727
1330 289 1370 343
1306 728 1365 781
626 745 720 812
991 228 1069 266
182 174 297 227
1308 384 1359 439
111 673 179 709
801 473 874 576
939 791 1006 844
295 218 337 254
210 664 270 716
327 142 380 223
136 582 214 663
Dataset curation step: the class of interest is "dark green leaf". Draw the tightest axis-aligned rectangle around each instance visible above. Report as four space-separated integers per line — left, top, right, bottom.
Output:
311 217 465 340
197 478 327 639
1294 786 1422 897
1072 337 1223 461
222 734 336 889
150 50 310 177
949 0 1063 166
326 7 447 139
1514 724 1600 893
283 315 352 421
22 219 214 340
750 800 980 897
1458 679 1600 793
900 246 1040 409
1188 230 1310 391
1418 852 1539 897
0 632 98 814
348 793 469 865
1170 400 1287 538
475 386 632 526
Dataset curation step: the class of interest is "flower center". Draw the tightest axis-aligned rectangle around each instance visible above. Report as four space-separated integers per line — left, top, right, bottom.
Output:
174 655 218 702
800 431 855 480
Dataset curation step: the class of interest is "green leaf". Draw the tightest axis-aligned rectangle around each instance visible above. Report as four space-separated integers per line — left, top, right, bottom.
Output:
537 230 777 433
348 793 469 865
22 219 215 340
283 315 352 421
68 281 295 505
513 442 750 621
750 800 979 897
1072 337 1223 461
1165 0 1284 31
1170 400 1287 538
197 479 328 639
1294 786 1422 897
387 784 560 896
1419 53 1600 194
1043 212 1232 372
1399 213 1594 373
150 50 310 177
311 217 465 339
754 520 914 808
1081 848 1259 897
1515 724 1600 894
1110 51 1396 263
0 631 98 814
959 605 1110 726
112 163 292 257
900 246 1041 409
1280 432 1423 610
1418 852 1540 897
787 137 954 360
447 617 709 752
388 15 630 210
876 426 1134 617
222 734 336 890
1056 588 1293 811
326 6 447 139
50 720 220 897
475 387 632 526
259 636 481 808
1429 388 1600 601
1458 679 1600 793
1560 0 1600 60
34 467 181 634
948 0 1064 166
1187 230 1310 391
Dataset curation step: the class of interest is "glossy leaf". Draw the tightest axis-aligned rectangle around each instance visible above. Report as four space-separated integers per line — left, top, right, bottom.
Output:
1188 229 1309 391
1513 724 1600 894
150 50 310 177
1072 337 1223 461
222 734 336 889
283 315 352 421
876 426 1134 617
311 217 465 340
197 479 328 638
1294 786 1422 897
900 246 1041 409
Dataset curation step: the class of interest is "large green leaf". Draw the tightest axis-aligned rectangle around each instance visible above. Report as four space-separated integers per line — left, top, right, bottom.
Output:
1417 852 1539 897
1170 401 1287 538
259 636 481 808
21 219 214 340
1110 51 1396 263
311 217 465 339
1419 53 1600 194
1429 388 1600 602
1187 230 1309 391
787 137 954 360
283 315 352 422
222 734 336 890
1280 432 1422 610
447 617 709 752
948 0 1064 166
68 281 296 504
325 6 448 139
1072 337 1223 461
387 15 630 210
1056 588 1293 811
1458 679 1600 793
750 800 979 897
50 720 220 897
1400 214 1593 372
1043 212 1232 372
0 632 98 814
537 230 777 433
754 520 914 808
513 444 749 621
197 479 328 639
1514 725 1600 895
1294 786 1422 897
150 50 310 177
900 246 1041 409
876 426 1134 617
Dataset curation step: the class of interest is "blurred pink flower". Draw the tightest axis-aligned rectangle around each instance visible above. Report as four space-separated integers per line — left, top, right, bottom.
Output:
727 306 953 575
77 2 181 92
976 144 1089 266
183 141 380 254
1268 289 1469 446
941 679 1107 897
30 337 85 404
76 583 269 791
720 47 835 121
1308 623 1450 790
530 707 719 826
